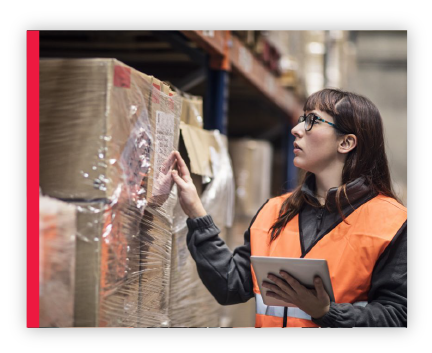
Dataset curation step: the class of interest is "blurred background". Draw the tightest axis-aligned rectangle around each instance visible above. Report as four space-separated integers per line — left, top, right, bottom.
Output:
38 30 407 328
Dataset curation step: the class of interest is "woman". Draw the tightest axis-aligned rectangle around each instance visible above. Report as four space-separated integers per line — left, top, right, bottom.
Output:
171 88 407 328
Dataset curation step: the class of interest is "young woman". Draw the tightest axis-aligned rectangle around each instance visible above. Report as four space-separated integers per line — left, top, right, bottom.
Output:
171 88 407 328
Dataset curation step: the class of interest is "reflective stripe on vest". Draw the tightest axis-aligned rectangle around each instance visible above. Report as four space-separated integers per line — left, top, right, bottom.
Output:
255 293 368 320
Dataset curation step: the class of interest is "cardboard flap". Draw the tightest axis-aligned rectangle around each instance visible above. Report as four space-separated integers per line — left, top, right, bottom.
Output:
180 122 221 178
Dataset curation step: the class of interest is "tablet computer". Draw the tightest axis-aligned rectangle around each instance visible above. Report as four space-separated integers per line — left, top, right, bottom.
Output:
250 256 335 307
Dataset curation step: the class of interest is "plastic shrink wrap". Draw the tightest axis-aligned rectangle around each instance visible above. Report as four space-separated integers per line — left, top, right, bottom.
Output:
169 99 235 326
39 195 76 327
40 59 181 327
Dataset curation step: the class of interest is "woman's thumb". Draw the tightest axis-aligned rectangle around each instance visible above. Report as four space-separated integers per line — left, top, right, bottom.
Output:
314 277 327 299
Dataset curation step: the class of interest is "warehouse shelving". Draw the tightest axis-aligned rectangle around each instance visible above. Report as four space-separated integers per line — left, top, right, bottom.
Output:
182 30 302 124
39 30 300 192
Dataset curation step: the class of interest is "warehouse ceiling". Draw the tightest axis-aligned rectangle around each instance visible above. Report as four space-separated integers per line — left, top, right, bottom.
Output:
39 30 289 144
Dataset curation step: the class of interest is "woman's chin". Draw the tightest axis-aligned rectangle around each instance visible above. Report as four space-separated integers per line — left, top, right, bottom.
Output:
293 158 304 169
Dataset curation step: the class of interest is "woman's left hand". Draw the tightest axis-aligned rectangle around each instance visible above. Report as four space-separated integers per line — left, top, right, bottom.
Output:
262 271 330 319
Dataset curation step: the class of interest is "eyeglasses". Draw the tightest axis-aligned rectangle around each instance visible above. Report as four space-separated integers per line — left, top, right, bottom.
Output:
298 113 341 132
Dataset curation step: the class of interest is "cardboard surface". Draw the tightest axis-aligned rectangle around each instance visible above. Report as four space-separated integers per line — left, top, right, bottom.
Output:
229 138 273 217
40 59 155 202
73 201 142 327
39 196 76 327
179 122 221 178
40 58 181 210
180 95 204 129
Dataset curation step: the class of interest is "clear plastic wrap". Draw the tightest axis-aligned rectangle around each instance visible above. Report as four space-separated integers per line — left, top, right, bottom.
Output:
40 59 181 327
39 195 76 327
169 130 235 327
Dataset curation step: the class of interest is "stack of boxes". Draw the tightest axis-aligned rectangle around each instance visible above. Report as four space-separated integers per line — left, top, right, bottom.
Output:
169 94 236 327
39 58 238 327
40 59 181 327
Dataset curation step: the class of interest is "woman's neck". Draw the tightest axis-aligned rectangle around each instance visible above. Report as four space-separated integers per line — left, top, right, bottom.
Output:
314 165 343 205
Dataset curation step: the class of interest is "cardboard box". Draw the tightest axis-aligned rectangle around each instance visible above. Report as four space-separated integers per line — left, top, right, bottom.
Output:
39 59 180 327
73 201 142 327
179 122 221 178
229 139 273 218
136 205 173 327
178 121 222 197
40 59 181 209
39 196 76 327
40 59 151 204
73 199 174 328
180 95 203 129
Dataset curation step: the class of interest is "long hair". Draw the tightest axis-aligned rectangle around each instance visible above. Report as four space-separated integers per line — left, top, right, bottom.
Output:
269 88 400 242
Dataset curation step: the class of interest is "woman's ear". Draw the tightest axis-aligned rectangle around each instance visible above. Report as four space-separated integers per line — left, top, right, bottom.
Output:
338 134 357 154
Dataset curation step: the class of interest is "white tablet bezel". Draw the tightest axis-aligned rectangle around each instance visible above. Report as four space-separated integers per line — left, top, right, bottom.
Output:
251 256 335 307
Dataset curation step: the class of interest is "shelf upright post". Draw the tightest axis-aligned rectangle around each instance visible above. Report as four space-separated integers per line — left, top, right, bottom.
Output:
203 31 231 134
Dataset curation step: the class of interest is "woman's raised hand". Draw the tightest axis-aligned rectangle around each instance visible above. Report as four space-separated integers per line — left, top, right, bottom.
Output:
171 151 207 219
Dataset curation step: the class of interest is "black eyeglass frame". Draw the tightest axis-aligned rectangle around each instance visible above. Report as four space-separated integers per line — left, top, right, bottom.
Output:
298 113 347 133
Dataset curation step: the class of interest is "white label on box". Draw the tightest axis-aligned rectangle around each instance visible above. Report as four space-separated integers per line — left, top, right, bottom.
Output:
153 111 175 197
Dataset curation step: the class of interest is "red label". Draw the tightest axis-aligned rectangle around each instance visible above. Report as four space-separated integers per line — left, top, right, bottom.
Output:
152 83 161 104
114 66 131 88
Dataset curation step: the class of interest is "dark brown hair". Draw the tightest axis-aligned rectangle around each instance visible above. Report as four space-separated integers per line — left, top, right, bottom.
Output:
269 88 400 242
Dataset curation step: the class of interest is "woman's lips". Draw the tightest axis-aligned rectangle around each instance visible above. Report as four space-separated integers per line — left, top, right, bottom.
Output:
293 142 302 152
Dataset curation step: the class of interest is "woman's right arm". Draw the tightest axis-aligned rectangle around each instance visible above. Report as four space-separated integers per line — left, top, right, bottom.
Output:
171 151 255 305
186 214 254 305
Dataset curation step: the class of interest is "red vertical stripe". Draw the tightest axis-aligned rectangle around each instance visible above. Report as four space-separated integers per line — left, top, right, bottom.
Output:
27 30 39 328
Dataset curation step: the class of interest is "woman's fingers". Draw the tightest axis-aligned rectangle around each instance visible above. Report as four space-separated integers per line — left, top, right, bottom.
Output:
265 291 294 305
171 169 187 189
266 274 296 297
279 271 303 294
173 151 191 181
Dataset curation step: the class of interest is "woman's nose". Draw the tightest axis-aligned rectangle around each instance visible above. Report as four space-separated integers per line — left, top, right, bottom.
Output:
291 122 304 138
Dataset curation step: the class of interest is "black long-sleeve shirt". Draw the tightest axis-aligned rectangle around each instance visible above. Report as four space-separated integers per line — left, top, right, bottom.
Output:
186 176 407 327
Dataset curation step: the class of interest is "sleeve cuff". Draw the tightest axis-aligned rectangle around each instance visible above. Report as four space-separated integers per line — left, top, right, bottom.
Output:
312 302 340 327
186 214 215 230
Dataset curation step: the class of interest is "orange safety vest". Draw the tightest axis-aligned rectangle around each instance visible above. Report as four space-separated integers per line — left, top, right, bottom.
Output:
250 193 407 328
